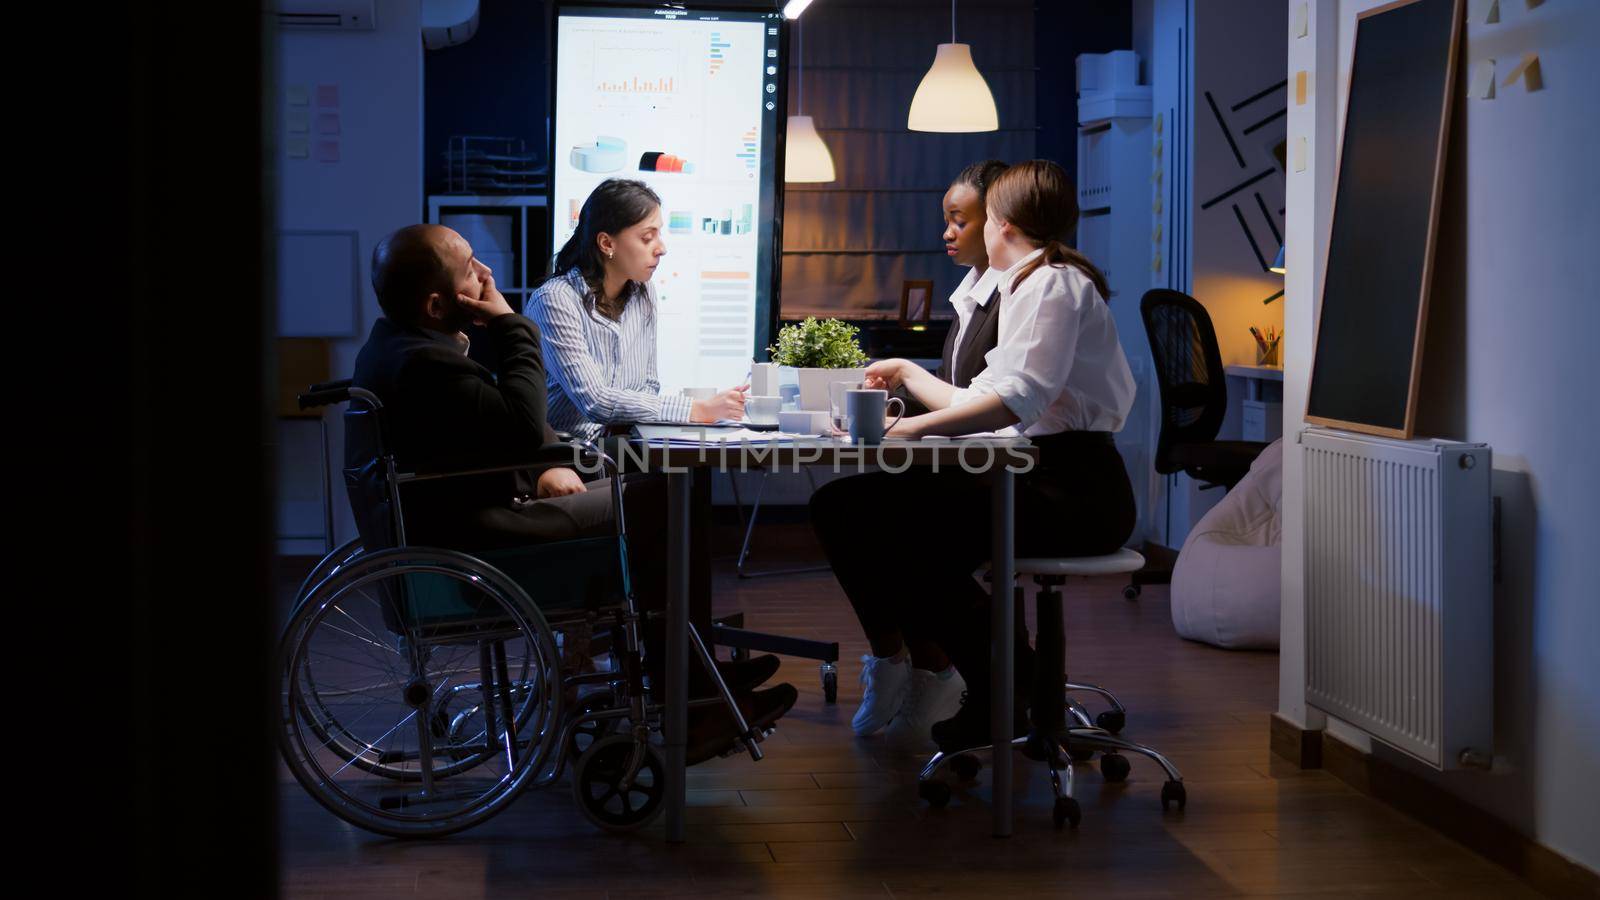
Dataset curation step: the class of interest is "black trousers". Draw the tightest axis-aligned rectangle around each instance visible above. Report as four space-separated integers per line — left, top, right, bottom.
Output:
809 433 1137 702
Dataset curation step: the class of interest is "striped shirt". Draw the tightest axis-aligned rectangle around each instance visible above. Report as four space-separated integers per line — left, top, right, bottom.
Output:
526 268 694 439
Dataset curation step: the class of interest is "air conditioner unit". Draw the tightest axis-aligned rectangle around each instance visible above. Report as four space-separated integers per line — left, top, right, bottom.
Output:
273 0 376 31
423 0 480 49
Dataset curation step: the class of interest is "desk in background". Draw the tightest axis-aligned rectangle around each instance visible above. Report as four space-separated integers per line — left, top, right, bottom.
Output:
1223 364 1283 444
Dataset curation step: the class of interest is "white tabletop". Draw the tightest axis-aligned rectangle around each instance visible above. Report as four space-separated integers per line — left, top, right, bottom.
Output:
1224 364 1284 381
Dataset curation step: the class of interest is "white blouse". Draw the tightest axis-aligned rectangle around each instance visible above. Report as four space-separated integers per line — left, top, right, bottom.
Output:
526 269 694 439
949 248 1136 437
946 264 1004 376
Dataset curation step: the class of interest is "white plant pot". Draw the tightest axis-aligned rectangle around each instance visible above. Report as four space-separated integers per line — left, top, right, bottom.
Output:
796 367 867 411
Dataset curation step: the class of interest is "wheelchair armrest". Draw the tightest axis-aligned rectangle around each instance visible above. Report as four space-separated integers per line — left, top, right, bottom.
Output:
397 438 619 485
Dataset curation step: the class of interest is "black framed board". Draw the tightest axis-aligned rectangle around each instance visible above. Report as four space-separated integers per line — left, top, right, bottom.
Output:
1306 0 1462 439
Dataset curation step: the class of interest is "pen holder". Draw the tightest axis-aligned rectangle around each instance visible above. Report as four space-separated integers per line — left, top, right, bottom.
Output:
1256 342 1281 367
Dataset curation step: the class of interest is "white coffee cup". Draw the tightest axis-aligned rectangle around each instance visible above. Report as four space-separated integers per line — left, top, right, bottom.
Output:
778 410 828 434
745 395 781 425
750 362 779 397
680 387 717 401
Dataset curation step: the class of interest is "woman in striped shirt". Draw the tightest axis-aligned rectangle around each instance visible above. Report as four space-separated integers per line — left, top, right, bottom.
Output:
529 179 747 439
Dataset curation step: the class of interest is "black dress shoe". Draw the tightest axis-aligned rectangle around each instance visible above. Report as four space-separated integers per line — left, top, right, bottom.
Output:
930 690 1029 755
686 683 799 765
715 654 781 693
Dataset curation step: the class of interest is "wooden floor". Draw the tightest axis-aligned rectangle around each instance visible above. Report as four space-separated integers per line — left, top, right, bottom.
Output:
280 526 1546 899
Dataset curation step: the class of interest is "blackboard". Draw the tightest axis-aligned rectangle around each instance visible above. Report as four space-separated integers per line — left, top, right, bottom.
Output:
1306 0 1462 438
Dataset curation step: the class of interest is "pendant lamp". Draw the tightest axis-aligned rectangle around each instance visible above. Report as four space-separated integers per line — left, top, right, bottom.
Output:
907 0 998 132
785 14 836 182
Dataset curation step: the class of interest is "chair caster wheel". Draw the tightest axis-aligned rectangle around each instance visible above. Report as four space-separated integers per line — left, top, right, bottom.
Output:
918 780 951 808
1122 584 1141 600
1095 709 1125 733
1066 743 1096 763
1052 796 1081 828
822 669 838 704
1161 780 1187 812
1100 752 1131 782
950 754 982 782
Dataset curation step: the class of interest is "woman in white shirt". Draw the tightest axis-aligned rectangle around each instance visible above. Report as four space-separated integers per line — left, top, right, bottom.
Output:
810 160 1138 753
528 178 746 440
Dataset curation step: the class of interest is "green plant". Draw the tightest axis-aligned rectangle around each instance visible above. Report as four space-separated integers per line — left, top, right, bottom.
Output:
767 317 870 369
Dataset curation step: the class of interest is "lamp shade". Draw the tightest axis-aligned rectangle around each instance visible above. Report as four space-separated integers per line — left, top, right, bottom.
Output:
784 115 836 182
907 43 998 133
1270 244 1286 274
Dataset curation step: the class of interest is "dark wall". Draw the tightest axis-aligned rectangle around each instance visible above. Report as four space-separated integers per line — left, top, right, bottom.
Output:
424 0 550 193
1034 1 1133 183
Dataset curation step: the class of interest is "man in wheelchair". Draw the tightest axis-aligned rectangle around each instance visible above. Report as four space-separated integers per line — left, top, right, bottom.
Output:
354 224 798 764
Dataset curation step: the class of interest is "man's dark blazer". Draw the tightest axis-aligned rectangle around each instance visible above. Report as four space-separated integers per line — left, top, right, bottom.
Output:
349 313 560 547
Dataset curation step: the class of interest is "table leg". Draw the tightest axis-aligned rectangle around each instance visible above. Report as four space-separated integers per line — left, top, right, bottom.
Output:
665 470 691 842
990 467 1014 838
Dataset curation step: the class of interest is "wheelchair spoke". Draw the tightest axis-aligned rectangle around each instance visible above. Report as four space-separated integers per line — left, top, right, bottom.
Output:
329 603 397 653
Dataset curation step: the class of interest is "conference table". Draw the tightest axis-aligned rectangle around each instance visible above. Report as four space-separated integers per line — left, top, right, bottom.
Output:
624 426 1039 841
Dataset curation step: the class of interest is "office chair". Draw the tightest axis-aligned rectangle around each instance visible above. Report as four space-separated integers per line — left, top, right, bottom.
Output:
916 550 1186 827
1131 289 1269 596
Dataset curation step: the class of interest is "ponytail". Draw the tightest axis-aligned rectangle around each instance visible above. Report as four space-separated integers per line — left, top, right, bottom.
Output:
1011 238 1111 302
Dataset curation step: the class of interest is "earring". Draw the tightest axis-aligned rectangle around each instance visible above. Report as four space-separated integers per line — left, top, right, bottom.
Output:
606 250 614 259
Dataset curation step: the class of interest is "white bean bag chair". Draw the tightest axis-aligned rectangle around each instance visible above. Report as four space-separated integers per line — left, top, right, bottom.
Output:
1170 438 1283 649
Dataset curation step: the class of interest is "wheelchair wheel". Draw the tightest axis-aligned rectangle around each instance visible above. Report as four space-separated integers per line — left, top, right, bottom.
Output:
277 548 562 837
291 537 364 608
571 734 665 832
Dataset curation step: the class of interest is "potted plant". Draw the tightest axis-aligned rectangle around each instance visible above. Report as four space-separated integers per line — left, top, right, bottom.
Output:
768 317 871 411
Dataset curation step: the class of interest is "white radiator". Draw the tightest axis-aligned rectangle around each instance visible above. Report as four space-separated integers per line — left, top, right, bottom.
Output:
1301 427 1494 770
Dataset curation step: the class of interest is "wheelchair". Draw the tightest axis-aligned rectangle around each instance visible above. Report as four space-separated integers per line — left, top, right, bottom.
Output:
278 381 767 838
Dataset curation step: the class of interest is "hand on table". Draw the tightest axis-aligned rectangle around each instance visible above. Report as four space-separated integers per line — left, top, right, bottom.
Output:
690 384 748 423
863 358 911 391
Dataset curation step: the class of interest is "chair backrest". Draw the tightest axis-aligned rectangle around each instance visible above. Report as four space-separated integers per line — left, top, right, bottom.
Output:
1139 289 1228 474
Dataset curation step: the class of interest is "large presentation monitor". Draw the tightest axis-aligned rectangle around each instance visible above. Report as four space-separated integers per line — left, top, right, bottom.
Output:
550 2 787 393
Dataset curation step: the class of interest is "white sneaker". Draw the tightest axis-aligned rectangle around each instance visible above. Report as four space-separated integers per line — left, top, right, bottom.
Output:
852 653 912 736
884 667 968 747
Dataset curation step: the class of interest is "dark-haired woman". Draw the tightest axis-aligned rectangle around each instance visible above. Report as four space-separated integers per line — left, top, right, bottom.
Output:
529 178 747 440
811 160 1138 752
831 160 1009 746
531 179 795 754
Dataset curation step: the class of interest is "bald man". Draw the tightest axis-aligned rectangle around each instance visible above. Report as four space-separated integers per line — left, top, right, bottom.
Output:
351 224 594 547
350 225 795 763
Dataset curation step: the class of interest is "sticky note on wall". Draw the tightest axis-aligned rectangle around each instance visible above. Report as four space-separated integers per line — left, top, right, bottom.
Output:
1292 136 1307 172
1469 60 1496 99
1295 71 1309 105
1502 53 1542 91
1293 3 1308 38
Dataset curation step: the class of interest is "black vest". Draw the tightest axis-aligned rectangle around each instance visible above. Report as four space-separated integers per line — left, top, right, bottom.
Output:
938 287 1004 388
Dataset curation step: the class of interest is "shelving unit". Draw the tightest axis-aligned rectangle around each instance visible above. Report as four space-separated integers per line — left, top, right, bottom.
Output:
426 193 549 312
